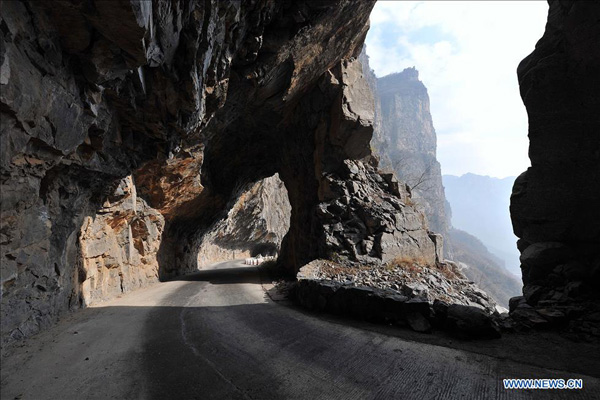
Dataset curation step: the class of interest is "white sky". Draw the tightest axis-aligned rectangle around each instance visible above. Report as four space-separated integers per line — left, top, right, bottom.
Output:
365 1 548 178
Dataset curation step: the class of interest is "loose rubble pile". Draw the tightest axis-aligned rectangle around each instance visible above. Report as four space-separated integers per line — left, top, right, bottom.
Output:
292 259 503 339
298 259 499 312
290 257 600 341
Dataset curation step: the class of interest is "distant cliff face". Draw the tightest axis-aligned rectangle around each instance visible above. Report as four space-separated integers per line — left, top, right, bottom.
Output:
360 55 450 256
449 228 521 307
361 51 521 307
372 68 450 244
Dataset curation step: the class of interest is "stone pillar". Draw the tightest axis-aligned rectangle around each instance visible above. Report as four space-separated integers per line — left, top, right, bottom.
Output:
510 0 600 333
278 59 438 272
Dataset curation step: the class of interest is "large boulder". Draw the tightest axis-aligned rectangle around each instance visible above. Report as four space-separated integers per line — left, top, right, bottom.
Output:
445 304 501 339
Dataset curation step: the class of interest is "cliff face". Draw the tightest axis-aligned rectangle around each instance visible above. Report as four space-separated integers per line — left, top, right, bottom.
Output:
374 69 450 242
1 0 446 347
0 0 375 345
360 52 521 307
510 0 600 333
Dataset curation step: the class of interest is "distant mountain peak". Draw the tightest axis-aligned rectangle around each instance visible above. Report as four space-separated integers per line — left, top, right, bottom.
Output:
379 66 420 82
401 66 419 80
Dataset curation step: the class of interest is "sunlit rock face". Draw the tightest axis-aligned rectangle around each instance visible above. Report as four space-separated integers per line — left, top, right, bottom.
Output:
275 58 440 271
360 50 520 308
510 0 600 334
196 174 291 268
373 68 450 248
78 176 164 306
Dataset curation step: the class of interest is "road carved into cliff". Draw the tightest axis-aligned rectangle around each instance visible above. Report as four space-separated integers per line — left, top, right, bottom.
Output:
1 261 598 399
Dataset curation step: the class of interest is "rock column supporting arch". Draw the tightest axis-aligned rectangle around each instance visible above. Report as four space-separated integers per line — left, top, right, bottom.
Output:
278 59 440 272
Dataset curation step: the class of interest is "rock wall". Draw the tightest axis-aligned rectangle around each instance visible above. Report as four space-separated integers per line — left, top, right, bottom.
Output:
276 58 440 271
1 0 381 346
510 0 600 334
1 0 445 349
79 175 164 305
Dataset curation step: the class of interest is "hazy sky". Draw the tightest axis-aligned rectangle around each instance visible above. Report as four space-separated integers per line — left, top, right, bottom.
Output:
365 1 548 178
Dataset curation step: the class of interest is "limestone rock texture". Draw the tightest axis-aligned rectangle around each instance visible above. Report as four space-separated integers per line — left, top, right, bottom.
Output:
1 0 384 347
274 59 441 272
1 0 444 348
510 0 600 336
78 175 164 305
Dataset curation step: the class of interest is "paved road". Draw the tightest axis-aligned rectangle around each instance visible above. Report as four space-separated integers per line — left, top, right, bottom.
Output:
1 260 598 399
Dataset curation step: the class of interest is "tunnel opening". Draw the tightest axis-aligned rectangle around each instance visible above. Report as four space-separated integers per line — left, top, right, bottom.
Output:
194 173 292 269
3 0 599 352
358 1 552 309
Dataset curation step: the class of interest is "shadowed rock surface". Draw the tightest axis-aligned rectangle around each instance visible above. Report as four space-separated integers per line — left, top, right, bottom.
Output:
1 0 442 348
510 0 600 337
0 0 386 347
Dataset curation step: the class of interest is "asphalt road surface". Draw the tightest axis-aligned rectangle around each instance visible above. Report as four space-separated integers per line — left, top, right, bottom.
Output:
1 260 598 399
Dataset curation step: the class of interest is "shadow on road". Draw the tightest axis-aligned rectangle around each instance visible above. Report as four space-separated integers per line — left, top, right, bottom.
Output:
3 272 598 400
173 264 263 285
140 300 598 400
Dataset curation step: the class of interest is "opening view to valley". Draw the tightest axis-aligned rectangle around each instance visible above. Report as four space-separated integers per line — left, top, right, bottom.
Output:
1 1 599 399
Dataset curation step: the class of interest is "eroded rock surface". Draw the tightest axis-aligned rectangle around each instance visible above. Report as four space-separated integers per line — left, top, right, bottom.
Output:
79 175 164 305
360 50 520 308
510 0 600 337
276 58 441 272
1 0 379 347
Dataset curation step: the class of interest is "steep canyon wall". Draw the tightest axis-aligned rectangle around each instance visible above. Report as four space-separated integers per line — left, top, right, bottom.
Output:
1 0 443 347
510 0 600 334
0 0 382 346
360 53 520 307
